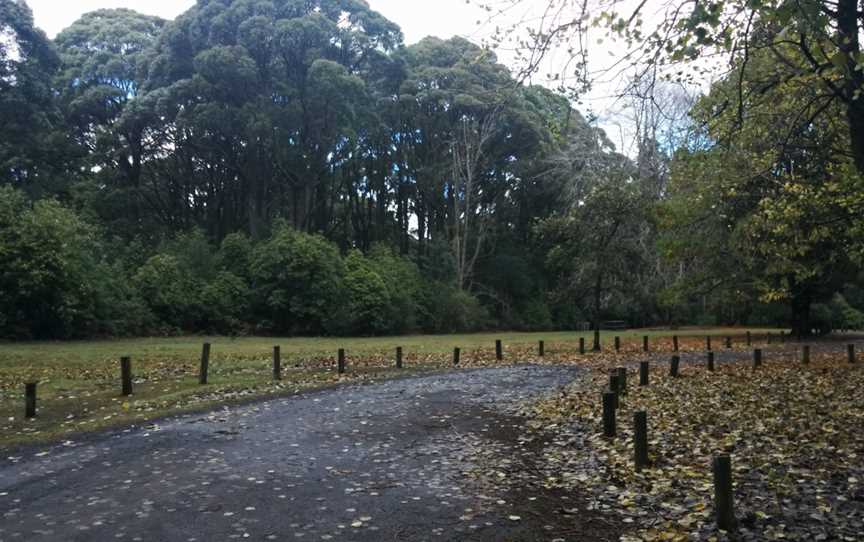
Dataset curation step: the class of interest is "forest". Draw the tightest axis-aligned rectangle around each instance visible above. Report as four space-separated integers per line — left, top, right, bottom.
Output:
1 0 864 340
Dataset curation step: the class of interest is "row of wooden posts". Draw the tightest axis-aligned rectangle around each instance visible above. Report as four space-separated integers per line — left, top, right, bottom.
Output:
20 336 858 421
600 343 858 531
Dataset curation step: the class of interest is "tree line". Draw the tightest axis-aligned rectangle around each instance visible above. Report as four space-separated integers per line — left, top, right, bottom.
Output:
1 0 863 339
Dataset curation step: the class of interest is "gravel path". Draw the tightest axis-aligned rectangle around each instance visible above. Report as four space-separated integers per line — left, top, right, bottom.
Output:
0 365 620 542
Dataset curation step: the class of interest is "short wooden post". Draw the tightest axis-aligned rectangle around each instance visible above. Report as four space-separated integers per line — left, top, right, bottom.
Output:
592 330 601 352
617 367 627 395
495 339 503 361
706 335 712 351
849 344 856 364
199 343 210 385
670 355 680 377
337 348 346 374
673 335 679 352
121 356 133 395
802 345 810 364
453 347 461 366
767 332 773 344
25 382 37 418
609 373 620 409
707 351 715 372
725 336 732 349
643 335 649 352
602 392 616 437
713 454 736 531
396 346 403 369
634 411 648 470
273 346 282 381
746 331 752 346
639 361 649 386
538 340 545 357
614 336 621 352
579 337 585 354
753 348 762 368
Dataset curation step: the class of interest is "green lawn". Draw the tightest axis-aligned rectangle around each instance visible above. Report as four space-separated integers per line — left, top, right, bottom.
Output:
0 327 780 450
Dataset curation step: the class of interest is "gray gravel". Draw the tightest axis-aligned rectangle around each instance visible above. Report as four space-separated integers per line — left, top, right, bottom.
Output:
0 365 602 542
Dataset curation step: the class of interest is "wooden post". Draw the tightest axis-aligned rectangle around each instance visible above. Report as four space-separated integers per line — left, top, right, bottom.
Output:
614 336 621 352
617 367 627 395
634 411 648 470
453 347 461 366
746 330 752 346
706 335 712 351
592 330 601 352
725 336 732 349
579 337 585 354
643 335 649 352
602 392 616 438
337 348 346 374
273 346 282 381
639 361 649 386
802 345 810 364
609 373 620 409
121 356 133 396
753 348 762 368
670 355 680 377
396 346 403 369
713 454 736 531
767 332 773 344
25 382 37 418
495 339 503 361
199 343 210 385
673 335 679 352
849 344 856 364
538 340 545 357
707 351 715 372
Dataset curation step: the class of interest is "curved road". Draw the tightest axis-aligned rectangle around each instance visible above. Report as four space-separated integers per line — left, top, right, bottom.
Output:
0 366 620 542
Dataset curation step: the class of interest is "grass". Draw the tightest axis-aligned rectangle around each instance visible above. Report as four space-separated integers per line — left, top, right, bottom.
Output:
0 327 780 451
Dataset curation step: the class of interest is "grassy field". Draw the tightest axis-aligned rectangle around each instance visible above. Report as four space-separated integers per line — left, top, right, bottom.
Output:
0 327 778 450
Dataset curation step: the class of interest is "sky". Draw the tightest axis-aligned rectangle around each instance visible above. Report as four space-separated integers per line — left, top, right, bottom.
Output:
25 0 661 153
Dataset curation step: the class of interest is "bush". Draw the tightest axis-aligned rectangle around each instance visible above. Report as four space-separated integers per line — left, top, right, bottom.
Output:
343 250 390 335
200 271 251 334
249 225 345 334
133 254 203 330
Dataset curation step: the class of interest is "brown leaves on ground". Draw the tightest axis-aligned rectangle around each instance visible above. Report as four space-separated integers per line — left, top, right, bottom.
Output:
527 355 864 541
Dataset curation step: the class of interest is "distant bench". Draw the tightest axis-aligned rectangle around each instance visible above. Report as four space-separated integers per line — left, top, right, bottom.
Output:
602 320 628 330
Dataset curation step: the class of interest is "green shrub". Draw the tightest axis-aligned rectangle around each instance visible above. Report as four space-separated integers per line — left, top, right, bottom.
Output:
343 250 390 335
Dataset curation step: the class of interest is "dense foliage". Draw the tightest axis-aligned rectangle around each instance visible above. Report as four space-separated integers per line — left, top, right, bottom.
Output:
1 0 863 339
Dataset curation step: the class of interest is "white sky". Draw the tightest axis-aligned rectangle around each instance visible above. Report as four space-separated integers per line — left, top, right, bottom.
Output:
27 0 674 153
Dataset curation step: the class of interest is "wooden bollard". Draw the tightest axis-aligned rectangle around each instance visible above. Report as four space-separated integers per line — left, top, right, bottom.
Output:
634 411 648 470
609 374 620 409
273 346 282 381
453 347 461 366
121 356 133 395
672 335 679 352
767 332 773 344
337 348 346 374
725 336 732 349
713 454 736 531
25 382 37 418
707 351 715 372
639 361 649 386
602 392 616 437
538 340 545 357
199 343 210 385
753 348 762 368
670 355 680 377
617 367 627 394
802 345 810 364
495 339 503 361
643 335 649 352
849 344 856 364
614 336 621 352
706 335 712 351
746 331 752 346
592 330 601 352
396 346 403 369
579 337 585 354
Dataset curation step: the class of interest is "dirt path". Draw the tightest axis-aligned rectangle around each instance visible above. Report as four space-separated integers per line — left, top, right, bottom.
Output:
0 366 621 542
